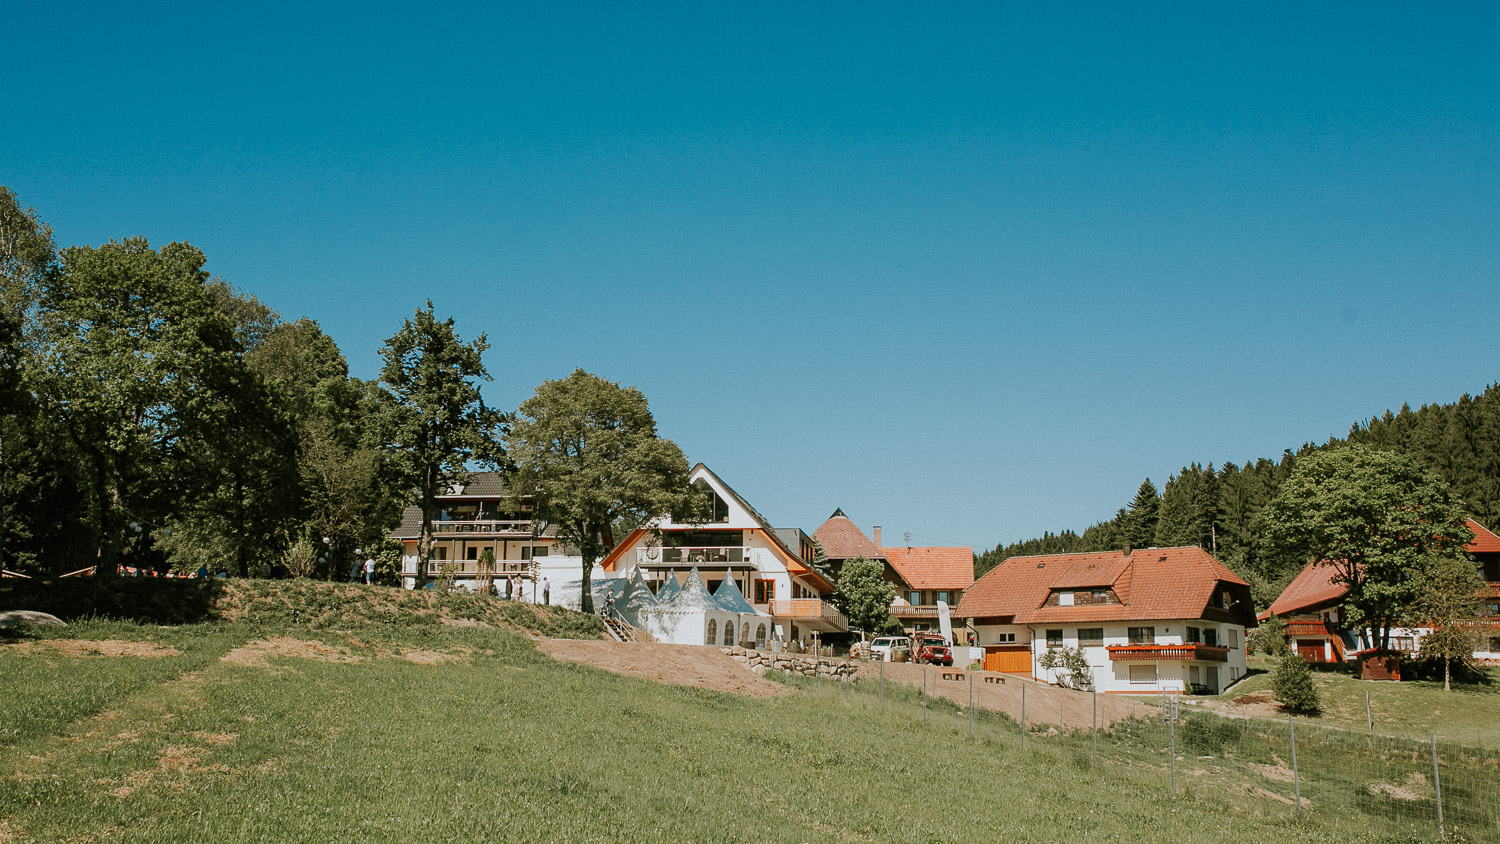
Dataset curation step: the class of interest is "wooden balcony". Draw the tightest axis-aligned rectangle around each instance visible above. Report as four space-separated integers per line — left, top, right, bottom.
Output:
768 599 848 631
1106 643 1230 663
431 520 534 536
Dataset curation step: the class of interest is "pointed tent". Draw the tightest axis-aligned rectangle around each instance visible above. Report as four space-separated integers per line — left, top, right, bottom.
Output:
618 568 660 614
655 570 681 602
712 575 758 614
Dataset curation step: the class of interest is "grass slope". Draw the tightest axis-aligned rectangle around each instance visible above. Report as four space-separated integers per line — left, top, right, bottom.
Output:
3 617 1490 843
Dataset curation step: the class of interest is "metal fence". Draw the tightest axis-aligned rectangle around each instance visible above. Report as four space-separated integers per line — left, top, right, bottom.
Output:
820 668 1500 842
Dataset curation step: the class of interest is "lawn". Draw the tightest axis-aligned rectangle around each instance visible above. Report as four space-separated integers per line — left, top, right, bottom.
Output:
6 616 1495 843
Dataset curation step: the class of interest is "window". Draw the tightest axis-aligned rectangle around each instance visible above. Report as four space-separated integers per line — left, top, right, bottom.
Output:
1186 627 1201 644
1129 664 1157 684
692 480 731 523
1093 589 1111 604
431 546 448 561
520 546 548 559
1046 629 1063 649
1128 627 1155 645
706 619 717 645
722 621 735 646
909 591 922 606
1189 665 1201 685
935 591 950 605
1203 628 1218 647
1229 628 1239 648
1206 667 1219 693
466 546 479 560
1490 637 1500 652
1487 603 1500 617
755 624 767 648
1078 628 1104 647
754 580 775 603
995 632 1016 644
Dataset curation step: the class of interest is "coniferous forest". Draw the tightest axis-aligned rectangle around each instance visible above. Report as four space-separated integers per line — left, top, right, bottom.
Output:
975 387 1500 610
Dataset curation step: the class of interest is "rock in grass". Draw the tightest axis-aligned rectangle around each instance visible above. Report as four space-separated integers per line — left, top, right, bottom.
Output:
0 610 66 628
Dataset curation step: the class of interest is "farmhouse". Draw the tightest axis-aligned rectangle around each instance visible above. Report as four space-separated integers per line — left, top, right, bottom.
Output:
957 546 1254 694
1262 519 1500 664
812 510 974 637
598 464 847 645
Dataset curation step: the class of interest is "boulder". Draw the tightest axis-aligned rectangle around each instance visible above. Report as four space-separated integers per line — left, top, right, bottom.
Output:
0 610 67 629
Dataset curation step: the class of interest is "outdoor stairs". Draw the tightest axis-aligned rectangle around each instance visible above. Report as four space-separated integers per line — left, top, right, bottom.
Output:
602 612 648 643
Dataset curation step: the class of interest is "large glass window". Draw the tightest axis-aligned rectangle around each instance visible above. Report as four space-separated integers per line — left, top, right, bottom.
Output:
1128 626 1155 645
1186 627 1201 643
706 619 717 645
754 579 775 603
1203 628 1218 647
909 591 922 606
1078 628 1104 647
1045 629 1063 649
935 591 950 605
722 621 735 646
691 480 731 523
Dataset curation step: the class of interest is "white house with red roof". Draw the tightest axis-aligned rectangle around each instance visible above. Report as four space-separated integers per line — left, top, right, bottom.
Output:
956 546 1255 694
1262 519 1500 664
599 464 847 644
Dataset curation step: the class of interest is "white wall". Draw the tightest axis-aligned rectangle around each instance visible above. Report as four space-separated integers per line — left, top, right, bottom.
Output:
1026 620 1248 694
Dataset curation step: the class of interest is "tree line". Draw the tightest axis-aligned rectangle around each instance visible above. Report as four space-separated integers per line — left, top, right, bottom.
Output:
976 384 1500 610
0 186 694 598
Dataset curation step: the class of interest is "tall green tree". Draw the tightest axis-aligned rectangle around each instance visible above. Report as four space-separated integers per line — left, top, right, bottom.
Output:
506 369 695 613
378 302 505 586
1256 445 1474 652
1412 553 1486 691
1121 478 1160 548
36 238 247 573
832 556 896 635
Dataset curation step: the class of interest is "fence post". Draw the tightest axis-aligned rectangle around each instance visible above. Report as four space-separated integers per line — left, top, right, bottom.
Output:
1169 696 1176 798
968 672 974 737
880 658 884 701
1288 715 1300 815
1021 683 1027 749
1091 688 1097 766
1431 734 1444 839
923 664 928 721
1365 690 1372 735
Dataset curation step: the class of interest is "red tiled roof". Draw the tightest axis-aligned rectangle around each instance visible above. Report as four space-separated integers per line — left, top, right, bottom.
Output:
812 511 884 561
1468 519 1500 554
1261 561 1347 620
880 546 974 591
956 547 1250 625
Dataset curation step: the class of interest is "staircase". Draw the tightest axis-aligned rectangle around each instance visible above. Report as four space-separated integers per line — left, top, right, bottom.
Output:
602 610 648 643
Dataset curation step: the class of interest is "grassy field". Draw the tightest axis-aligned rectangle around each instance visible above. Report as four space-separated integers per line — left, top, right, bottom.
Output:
1207 656 1500 746
1 582 1496 842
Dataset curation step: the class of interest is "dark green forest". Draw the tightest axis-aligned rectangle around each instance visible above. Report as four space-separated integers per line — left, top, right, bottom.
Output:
974 388 1500 610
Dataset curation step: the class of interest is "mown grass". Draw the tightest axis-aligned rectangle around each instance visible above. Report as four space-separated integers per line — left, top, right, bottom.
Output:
1 619 1475 843
1209 656 1500 746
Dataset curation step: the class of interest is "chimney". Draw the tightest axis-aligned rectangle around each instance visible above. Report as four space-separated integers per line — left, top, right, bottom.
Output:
1122 544 1133 558
873 525 882 547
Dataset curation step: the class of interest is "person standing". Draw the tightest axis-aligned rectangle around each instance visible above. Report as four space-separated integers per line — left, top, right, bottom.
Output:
363 557 375 585
541 577 550 605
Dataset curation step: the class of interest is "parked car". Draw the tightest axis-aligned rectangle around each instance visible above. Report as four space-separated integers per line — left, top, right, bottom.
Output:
867 636 911 662
915 636 952 666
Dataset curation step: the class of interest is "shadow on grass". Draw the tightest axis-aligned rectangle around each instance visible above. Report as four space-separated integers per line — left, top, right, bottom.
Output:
0 577 222 625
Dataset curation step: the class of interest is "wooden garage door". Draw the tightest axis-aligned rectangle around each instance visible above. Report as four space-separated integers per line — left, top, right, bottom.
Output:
983 646 1032 674
1296 640 1325 663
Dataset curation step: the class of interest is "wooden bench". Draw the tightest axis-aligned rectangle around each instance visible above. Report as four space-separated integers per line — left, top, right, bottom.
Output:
941 672 965 681
983 675 1006 685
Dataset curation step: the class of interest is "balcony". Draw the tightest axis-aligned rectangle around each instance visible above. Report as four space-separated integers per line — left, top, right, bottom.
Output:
423 559 535 576
768 598 848 631
636 547 749 566
1106 643 1230 663
432 519 535 536
1284 619 1338 637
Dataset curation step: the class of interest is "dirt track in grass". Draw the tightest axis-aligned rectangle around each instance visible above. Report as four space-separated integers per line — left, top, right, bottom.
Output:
538 639 791 698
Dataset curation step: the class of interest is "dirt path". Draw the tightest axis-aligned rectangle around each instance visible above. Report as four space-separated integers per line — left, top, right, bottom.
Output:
538 639 790 698
858 662 1154 729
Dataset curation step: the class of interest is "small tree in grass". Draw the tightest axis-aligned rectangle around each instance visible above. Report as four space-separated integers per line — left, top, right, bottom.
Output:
1271 652 1320 714
832 556 895 635
1412 552 1485 692
1039 645 1094 691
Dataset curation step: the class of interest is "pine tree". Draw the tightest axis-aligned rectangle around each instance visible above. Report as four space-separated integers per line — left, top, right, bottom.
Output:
1122 479 1160 548
1271 652 1320 714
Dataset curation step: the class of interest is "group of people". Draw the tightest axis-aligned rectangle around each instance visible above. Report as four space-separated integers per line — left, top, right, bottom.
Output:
490 576 550 604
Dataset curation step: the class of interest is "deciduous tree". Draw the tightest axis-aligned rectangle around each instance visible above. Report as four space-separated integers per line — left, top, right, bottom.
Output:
505 370 695 613
833 556 896 635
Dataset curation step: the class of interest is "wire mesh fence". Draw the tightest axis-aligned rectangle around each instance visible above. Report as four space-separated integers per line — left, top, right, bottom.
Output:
812 666 1500 842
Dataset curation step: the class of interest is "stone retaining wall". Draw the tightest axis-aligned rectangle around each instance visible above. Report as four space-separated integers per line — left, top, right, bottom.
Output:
720 646 856 679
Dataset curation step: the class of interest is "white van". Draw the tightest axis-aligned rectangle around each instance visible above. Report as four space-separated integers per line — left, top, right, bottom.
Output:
867 636 911 662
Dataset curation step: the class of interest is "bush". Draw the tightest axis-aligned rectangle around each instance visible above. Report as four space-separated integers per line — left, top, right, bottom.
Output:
1179 714 1244 755
1271 652 1320 714
1248 614 1289 657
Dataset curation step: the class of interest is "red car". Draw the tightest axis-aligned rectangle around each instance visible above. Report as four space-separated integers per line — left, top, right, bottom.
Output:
915 636 952 667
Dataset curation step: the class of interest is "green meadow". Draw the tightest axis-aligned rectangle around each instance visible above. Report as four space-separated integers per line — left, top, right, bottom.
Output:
2 583 1496 842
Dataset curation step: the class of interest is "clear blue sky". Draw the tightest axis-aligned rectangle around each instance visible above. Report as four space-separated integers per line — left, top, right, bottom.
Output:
7 2 1499 551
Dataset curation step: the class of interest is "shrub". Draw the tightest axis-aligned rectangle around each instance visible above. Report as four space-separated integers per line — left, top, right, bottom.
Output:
1248 614 1289 657
1271 652 1320 714
1038 645 1094 691
1180 714 1243 755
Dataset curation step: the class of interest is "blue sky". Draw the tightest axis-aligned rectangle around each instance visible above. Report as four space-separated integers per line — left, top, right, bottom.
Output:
6 2 1499 551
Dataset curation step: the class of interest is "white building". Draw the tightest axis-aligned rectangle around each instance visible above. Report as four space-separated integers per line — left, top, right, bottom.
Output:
957 546 1254 695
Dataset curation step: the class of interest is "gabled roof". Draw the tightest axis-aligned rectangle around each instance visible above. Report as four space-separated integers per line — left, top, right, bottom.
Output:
1468 519 1500 554
812 511 884 561
1261 561 1347 620
880 546 974 591
956 547 1250 625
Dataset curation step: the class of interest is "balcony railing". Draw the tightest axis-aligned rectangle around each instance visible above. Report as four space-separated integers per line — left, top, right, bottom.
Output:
1284 619 1338 637
423 559 535 575
431 519 535 536
768 599 848 630
636 547 748 565
1106 643 1231 663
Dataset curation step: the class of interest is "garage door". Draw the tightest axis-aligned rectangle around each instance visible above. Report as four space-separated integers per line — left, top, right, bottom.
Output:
1296 639 1326 663
983 646 1032 674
